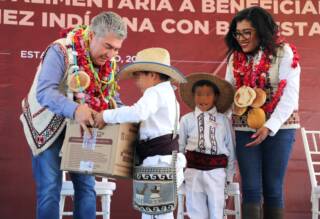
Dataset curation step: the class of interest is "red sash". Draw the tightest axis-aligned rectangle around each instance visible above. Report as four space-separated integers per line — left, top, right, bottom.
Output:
186 150 228 170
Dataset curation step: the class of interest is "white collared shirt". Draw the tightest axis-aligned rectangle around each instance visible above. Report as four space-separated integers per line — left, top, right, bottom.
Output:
179 107 236 181
103 81 179 140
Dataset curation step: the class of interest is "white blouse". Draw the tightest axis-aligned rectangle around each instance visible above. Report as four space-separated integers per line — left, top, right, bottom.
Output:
225 44 301 135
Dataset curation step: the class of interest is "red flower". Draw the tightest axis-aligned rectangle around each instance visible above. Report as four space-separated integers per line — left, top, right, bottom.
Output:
233 50 271 89
68 26 116 112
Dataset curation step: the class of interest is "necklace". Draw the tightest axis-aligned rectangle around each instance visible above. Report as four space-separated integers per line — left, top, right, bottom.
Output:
233 46 291 114
65 25 118 112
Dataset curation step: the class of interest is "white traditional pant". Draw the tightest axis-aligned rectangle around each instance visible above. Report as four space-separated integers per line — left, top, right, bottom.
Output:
184 168 226 219
141 153 186 219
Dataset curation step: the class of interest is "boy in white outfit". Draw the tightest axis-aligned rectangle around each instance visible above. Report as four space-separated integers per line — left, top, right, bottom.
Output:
95 47 187 219
179 73 236 219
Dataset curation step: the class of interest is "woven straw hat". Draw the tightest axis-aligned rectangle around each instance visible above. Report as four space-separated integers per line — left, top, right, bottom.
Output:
117 47 187 83
179 73 235 113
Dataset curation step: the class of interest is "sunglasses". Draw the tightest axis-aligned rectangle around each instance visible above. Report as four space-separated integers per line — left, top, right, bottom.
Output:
232 29 256 40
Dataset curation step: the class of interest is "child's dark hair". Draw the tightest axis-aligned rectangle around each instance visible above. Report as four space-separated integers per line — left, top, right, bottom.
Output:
158 73 170 81
192 80 220 96
140 71 170 81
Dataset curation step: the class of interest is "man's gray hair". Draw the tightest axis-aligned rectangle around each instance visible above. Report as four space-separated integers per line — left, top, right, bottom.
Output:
90 11 127 39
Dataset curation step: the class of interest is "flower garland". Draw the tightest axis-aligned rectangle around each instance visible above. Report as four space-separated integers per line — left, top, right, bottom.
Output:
262 80 287 113
65 25 118 112
233 49 271 90
290 43 300 68
232 44 299 114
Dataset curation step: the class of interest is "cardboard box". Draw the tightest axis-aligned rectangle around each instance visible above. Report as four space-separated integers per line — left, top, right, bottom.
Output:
60 120 138 178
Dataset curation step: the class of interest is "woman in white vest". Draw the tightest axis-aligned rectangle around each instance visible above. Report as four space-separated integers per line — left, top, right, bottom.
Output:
20 12 127 219
224 6 301 219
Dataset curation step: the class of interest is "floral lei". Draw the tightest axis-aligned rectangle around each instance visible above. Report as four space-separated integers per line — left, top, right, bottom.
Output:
64 25 118 112
233 43 299 113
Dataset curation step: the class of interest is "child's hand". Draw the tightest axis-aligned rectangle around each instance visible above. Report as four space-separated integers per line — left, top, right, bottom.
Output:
94 111 106 129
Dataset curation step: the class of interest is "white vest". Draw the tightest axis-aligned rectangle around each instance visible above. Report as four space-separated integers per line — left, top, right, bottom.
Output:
20 38 70 156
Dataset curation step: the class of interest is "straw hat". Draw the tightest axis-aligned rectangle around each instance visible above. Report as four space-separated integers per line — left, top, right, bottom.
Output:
117 47 187 83
179 73 235 113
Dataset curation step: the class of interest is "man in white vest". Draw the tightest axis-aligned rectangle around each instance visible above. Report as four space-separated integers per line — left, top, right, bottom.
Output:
20 12 127 219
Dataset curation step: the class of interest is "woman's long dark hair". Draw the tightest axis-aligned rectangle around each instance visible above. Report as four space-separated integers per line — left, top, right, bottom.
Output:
225 6 280 58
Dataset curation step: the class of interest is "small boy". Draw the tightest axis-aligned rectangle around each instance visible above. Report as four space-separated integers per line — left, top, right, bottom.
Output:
179 73 236 219
95 47 187 219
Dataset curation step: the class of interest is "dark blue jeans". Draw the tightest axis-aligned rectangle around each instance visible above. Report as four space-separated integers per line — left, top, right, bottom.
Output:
235 129 296 208
32 132 96 219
